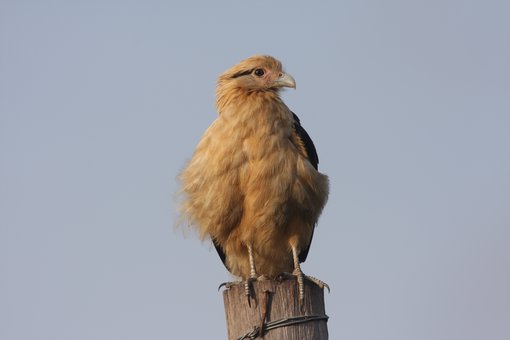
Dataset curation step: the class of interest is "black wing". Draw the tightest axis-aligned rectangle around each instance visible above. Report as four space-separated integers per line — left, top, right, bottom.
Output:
292 111 319 263
292 111 319 170
213 239 229 270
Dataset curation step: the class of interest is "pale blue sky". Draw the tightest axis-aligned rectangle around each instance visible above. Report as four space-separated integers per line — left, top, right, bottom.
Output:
2 1 509 339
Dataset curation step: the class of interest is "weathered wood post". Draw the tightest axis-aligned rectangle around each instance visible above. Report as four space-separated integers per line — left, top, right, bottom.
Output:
222 277 329 340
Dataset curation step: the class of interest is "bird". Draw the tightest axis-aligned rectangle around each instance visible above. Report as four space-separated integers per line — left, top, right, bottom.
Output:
179 55 329 304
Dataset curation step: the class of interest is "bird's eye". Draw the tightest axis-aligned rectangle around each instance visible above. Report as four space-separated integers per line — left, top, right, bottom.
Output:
254 68 265 77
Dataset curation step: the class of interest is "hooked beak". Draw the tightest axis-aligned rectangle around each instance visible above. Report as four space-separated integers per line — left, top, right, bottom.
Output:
273 72 296 89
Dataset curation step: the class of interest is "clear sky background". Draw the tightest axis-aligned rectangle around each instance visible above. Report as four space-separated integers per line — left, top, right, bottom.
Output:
2 1 509 339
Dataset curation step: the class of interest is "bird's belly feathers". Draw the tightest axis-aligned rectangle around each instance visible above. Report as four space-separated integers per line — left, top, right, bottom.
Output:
222 136 328 278
180 113 328 279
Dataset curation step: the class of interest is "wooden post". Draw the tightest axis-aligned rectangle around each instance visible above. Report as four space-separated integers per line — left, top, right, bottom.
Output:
222 277 329 340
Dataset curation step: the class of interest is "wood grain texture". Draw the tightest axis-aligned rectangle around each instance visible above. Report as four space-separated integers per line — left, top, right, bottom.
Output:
223 278 328 340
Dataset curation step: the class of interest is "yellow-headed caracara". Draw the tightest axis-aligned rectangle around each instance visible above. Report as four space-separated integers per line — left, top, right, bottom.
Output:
179 55 329 303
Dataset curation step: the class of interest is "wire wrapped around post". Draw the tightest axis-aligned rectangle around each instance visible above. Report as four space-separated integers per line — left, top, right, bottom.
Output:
222 277 329 340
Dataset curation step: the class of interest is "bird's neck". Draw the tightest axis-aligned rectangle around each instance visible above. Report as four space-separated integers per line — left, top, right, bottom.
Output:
215 87 293 141
216 84 282 114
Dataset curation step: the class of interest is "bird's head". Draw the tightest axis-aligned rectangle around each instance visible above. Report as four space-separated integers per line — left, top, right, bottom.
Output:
217 55 296 93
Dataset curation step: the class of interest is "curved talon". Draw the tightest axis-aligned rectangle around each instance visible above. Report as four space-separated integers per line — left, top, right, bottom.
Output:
323 282 330 293
218 281 241 292
218 282 227 291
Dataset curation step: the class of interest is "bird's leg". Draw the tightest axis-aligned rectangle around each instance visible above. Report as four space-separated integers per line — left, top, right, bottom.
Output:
291 245 306 305
244 245 258 307
218 246 268 295
291 245 330 307
249 244 257 279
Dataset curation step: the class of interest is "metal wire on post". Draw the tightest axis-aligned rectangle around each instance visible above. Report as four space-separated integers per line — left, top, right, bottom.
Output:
237 314 329 340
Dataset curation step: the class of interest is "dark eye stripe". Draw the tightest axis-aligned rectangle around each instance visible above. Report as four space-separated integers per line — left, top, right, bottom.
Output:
231 69 254 79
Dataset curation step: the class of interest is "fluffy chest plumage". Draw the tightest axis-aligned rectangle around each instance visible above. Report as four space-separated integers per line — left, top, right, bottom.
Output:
220 99 299 194
180 91 327 277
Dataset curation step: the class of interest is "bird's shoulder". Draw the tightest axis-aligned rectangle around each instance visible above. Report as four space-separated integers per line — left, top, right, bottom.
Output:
290 111 319 170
